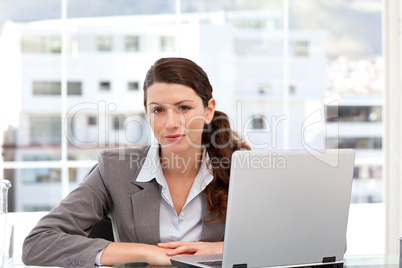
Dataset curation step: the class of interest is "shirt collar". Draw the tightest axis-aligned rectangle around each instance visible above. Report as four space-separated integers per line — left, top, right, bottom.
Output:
136 144 164 183
136 145 213 191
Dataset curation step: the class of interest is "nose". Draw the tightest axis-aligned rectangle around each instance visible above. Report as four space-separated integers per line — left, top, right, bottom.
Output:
165 108 181 129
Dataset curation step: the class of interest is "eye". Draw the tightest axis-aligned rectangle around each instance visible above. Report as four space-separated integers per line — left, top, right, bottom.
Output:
152 108 163 114
179 106 191 111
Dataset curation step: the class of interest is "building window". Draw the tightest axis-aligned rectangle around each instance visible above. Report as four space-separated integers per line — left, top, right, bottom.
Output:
21 36 61 54
289 85 296 94
97 35 112 51
99 81 111 91
125 35 139 51
327 137 382 150
30 116 62 145
128 81 139 91
33 81 60 95
258 84 271 94
88 116 97 126
251 115 266 129
293 41 309 57
23 205 55 212
326 106 382 122
112 115 125 130
229 19 268 29
22 168 61 183
33 81 82 95
21 158 77 184
160 36 175 52
67 82 82 95
354 165 382 180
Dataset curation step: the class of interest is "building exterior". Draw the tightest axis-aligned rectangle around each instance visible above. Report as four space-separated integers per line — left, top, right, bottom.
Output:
0 11 381 211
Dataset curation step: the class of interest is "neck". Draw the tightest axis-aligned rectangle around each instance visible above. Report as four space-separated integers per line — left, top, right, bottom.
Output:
160 147 203 179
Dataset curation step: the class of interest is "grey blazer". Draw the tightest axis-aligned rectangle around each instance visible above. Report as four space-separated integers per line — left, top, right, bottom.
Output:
22 145 225 268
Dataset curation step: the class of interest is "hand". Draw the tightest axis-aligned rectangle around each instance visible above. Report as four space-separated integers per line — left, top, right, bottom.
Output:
157 241 224 256
142 244 173 266
100 242 172 266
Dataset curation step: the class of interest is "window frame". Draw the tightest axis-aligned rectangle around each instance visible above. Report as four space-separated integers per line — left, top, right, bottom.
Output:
383 0 402 255
0 0 396 256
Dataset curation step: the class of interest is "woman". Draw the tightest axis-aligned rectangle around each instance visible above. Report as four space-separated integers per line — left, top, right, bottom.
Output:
22 57 250 267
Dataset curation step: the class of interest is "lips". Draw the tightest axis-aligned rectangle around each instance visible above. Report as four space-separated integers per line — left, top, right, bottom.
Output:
165 134 186 142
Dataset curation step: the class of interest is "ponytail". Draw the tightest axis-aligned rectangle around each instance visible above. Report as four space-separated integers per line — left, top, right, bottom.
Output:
202 110 250 222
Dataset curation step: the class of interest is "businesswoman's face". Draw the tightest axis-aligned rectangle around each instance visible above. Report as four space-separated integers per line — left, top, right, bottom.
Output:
145 83 215 154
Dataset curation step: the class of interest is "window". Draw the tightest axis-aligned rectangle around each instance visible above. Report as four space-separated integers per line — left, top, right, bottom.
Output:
112 115 125 130
67 82 82 95
351 165 383 204
99 81 111 91
21 156 77 183
22 167 61 183
30 116 61 145
251 115 266 129
21 36 61 54
23 204 55 212
354 165 382 179
21 35 78 54
97 35 112 51
125 35 140 51
33 81 60 95
33 81 82 95
128 81 139 91
326 106 382 122
258 84 271 94
288 85 296 94
293 41 309 57
327 137 382 150
88 116 97 126
160 36 175 52
0 0 388 257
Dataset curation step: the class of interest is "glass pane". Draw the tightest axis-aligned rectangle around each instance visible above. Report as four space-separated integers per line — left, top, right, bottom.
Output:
180 0 287 150
3 168 62 212
0 2 63 215
289 2 383 203
181 0 282 12
0 3 62 161
289 0 383 255
64 1 178 162
0 0 384 257
67 0 175 18
1 34 63 159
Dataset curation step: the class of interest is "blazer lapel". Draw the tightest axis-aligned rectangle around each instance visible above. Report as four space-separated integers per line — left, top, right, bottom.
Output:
131 179 161 245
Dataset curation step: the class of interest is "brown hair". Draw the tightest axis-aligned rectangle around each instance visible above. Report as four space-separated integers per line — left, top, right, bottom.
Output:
143 57 250 222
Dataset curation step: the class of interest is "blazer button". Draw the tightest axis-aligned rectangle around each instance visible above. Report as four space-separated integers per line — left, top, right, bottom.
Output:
72 259 79 266
79 259 85 266
65 259 72 266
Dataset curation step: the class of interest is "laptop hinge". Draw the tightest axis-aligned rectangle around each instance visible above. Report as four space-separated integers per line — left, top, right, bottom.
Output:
233 264 247 268
322 256 336 263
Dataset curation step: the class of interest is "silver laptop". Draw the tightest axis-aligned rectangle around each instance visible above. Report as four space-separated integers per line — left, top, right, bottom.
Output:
171 149 355 268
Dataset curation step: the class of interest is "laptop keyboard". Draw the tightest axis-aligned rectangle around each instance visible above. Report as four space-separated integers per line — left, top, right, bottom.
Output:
197 260 222 268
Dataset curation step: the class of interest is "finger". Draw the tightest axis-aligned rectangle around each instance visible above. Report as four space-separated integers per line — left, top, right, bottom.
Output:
166 245 198 256
157 241 184 248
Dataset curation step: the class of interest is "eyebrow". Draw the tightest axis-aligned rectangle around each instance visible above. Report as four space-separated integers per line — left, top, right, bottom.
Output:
147 100 194 106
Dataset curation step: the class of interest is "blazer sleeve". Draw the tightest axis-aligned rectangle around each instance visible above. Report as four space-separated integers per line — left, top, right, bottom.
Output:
22 155 114 268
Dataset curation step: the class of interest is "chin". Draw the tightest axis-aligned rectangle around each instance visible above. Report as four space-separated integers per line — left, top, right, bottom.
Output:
161 143 188 153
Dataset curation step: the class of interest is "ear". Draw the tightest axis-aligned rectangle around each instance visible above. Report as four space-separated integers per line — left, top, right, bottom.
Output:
205 98 216 124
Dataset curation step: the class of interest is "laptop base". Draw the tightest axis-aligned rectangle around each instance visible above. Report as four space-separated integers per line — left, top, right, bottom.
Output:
171 259 344 268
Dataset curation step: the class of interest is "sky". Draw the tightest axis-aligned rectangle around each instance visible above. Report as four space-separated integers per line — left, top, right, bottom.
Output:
0 0 382 58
